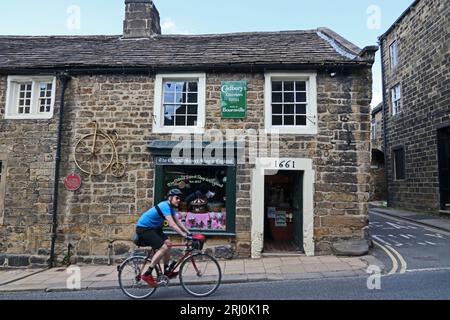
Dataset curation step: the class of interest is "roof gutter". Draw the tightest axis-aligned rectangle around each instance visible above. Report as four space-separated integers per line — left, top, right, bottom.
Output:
0 61 375 76
49 71 71 268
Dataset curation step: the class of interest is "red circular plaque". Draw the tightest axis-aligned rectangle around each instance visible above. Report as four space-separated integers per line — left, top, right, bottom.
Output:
64 173 82 191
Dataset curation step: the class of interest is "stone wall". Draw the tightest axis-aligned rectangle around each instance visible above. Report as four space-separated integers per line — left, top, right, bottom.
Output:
381 0 449 212
0 67 373 266
0 75 60 267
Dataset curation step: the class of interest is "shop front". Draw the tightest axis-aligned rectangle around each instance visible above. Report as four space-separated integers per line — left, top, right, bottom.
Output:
149 141 239 237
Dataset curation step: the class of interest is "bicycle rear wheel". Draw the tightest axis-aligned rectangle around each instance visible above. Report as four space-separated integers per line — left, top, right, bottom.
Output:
179 253 222 297
118 256 157 299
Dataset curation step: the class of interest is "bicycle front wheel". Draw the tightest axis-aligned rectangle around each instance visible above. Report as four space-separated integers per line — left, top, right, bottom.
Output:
179 253 222 297
118 256 157 299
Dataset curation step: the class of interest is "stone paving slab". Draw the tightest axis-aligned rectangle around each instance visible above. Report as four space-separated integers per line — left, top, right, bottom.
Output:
0 268 47 286
0 255 376 293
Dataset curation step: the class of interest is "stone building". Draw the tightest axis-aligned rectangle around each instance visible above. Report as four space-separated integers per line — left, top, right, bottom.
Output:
0 0 377 267
379 0 449 213
370 103 386 201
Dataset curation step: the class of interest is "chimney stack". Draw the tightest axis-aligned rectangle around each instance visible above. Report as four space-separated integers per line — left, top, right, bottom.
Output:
123 0 161 38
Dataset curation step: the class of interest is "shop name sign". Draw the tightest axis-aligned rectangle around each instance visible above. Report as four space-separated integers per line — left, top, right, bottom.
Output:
221 81 247 119
156 157 235 166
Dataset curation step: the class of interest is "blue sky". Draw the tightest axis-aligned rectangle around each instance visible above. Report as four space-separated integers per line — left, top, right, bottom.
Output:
0 0 414 107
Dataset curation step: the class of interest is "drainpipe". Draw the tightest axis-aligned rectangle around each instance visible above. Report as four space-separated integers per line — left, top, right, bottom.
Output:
49 72 71 268
378 38 390 207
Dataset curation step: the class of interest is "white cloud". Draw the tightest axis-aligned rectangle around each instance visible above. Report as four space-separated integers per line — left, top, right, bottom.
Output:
161 18 191 35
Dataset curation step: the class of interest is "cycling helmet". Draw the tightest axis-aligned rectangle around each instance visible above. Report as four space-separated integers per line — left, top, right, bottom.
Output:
167 188 183 198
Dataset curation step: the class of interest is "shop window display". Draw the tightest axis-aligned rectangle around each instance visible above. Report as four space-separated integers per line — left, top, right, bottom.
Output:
163 166 228 231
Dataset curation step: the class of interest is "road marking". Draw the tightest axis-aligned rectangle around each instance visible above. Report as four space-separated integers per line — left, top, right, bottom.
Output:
387 235 404 246
424 241 437 246
372 240 398 275
386 245 407 274
425 233 445 239
417 242 427 245
386 222 409 230
371 211 450 236
406 234 416 238
372 235 391 246
406 267 450 273
400 234 411 239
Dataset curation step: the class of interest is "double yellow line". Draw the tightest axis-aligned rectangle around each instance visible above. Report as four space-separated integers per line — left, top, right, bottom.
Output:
372 240 407 275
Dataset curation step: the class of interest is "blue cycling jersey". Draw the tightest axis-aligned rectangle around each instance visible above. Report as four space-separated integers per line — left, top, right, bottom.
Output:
136 201 175 229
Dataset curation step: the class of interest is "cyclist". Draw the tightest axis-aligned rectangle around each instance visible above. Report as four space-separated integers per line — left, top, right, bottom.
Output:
136 188 192 287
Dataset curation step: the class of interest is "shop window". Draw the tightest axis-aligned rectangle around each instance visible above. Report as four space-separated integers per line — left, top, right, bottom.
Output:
5 76 56 119
153 73 206 133
155 160 236 235
265 72 317 135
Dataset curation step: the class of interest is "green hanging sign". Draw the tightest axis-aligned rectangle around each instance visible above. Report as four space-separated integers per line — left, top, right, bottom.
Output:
221 81 247 119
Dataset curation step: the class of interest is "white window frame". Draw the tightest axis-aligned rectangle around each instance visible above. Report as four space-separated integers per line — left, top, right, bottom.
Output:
153 73 206 134
5 76 57 120
0 153 7 226
264 72 317 135
391 84 402 116
390 40 398 69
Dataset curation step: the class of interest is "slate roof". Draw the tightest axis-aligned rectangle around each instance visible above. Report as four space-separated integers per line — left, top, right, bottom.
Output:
0 28 377 72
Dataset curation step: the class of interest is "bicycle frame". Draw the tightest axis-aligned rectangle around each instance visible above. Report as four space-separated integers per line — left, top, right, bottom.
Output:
139 243 200 279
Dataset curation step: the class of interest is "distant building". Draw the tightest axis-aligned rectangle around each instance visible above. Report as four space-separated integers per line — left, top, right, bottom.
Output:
370 103 386 201
379 0 449 213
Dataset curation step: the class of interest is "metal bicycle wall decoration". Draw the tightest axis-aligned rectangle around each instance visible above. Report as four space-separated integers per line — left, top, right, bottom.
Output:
74 121 126 177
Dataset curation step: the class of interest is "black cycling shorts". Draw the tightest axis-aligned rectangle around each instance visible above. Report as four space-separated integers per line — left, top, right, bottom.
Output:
136 227 168 250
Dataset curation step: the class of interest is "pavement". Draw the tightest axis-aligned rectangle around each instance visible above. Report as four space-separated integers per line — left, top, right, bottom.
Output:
0 255 381 293
3 204 446 295
370 202 450 232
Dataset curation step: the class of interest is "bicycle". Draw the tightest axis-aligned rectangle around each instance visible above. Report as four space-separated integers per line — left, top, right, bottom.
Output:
73 120 125 177
117 234 222 299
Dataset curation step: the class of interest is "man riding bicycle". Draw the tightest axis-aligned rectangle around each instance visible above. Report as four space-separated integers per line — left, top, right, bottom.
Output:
135 188 192 287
